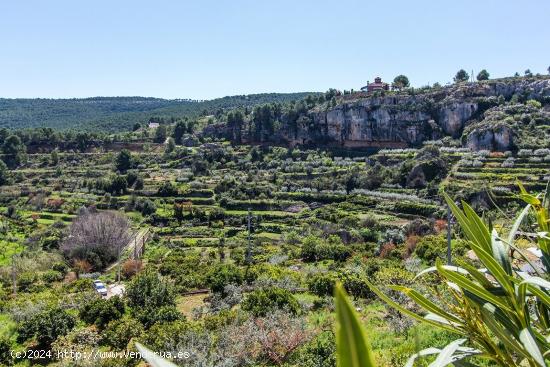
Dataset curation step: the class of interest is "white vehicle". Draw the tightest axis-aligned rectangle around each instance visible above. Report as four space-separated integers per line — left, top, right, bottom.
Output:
93 280 108 297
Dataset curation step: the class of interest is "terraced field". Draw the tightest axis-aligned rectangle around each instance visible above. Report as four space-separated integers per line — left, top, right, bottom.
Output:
2 134 549 366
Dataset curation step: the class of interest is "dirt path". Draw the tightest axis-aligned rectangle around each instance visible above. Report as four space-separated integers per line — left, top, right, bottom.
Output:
105 228 149 272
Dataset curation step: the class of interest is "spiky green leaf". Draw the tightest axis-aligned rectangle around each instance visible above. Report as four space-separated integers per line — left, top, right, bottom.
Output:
335 283 377 367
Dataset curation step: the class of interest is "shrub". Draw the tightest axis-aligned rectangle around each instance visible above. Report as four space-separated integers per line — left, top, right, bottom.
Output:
17 272 37 292
205 263 243 294
79 296 125 329
157 181 178 197
307 273 336 297
414 234 447 263
413 235 466 264
301 235 351 262
359 228 378 242
17 306 76 347
122 259 142 279
0 336 13 366
115 149 133 172
337 270 373 299
534 148 550 156
41 270 64 283
242 287 300 316
126 269 175 310
374 266 414 286
125 269 179 327
136 198 156 216
526 99 542 109
102 317 144 350
52 261 69 274
518 148 533 157
294 330 336 367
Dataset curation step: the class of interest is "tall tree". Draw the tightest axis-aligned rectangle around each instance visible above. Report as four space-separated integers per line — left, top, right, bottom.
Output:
476 69 490 81
172 120 187 145
165 137 175 154
227 110 244 143
454 69 469 83
50 149 59 166
154 125 167 143
1 135 26 168
0 160 8 186
392 75 410 89
115 149 133 172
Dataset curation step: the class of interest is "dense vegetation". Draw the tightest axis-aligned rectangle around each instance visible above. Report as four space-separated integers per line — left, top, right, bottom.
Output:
0 74 549 366
0 93 317 132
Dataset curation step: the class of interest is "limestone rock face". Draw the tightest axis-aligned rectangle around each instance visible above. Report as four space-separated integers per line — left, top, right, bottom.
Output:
438 102 478 137
305 102 434 147
466 124 515 151
208 77 550 150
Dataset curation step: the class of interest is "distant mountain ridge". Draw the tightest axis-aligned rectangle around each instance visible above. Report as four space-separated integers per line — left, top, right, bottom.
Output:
0 93 317 132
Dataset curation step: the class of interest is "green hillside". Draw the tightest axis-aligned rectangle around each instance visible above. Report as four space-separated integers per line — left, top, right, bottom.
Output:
0 93 317 132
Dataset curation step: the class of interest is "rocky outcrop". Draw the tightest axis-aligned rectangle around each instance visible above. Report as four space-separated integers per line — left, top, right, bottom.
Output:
466 123 515 151
206 77 550 150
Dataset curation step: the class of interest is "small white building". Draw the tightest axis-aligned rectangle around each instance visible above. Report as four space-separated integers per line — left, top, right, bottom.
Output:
148 122 160 129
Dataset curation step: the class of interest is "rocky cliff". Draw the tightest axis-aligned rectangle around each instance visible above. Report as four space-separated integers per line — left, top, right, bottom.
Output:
204 77 550 151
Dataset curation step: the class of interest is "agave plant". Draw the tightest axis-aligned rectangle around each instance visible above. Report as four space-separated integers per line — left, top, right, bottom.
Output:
364 183 550 366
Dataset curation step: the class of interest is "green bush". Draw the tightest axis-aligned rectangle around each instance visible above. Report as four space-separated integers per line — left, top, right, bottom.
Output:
205 263 243 294
52 261 69 274
301 235 351 262
414 234 467 263
41 270 64 283
242 287 300 316
136 198 156 216
64 278 94 292
157 181 178 197
337 270 373 299
17 272 37 292
126 270 179 327
102 317 144 350
0 336 13 366
293 330 336 367
307 273 336 297
79 296 125 329
126 270 175 309
17 306 76 347
373 266 414 286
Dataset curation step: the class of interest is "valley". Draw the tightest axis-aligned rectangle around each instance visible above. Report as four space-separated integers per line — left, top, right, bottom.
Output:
0 74 549 366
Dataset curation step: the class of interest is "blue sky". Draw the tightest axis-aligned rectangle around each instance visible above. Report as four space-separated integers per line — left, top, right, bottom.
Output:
1 0 549 99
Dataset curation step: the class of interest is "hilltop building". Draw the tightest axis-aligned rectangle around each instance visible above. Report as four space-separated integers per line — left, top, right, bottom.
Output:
361 77 390 93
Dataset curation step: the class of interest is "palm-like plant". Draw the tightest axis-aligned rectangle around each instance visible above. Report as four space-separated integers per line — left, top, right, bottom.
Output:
363 183 550 366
